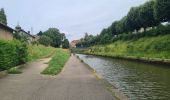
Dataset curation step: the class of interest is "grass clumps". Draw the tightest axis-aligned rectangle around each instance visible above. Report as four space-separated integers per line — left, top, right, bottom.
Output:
7 67 22 74
41 49 70 75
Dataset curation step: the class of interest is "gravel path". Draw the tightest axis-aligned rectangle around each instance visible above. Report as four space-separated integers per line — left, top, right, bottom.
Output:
0 55 115 100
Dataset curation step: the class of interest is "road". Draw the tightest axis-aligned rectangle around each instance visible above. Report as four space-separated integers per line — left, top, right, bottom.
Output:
0 55 115 100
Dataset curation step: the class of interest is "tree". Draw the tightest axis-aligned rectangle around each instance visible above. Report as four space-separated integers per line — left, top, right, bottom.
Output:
62 39 69 49
43 28 62 47
110 21 119 36
115 16 128 34
37 31 43 36
126 7 142 32
100 34 112 44
139 1 159 29
0 8 7 25
36 28 69 48
38 35 52 46
154 0 170 22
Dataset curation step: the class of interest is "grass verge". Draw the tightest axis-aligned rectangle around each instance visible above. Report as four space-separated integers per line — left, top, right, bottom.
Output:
77 34 170 64
28 45 56 61
41 49 70 75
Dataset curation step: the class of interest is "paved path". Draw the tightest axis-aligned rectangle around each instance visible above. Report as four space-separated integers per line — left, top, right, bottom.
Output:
0 55 115 100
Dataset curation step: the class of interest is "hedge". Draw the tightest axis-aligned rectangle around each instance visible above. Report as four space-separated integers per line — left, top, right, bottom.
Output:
0 39 28 71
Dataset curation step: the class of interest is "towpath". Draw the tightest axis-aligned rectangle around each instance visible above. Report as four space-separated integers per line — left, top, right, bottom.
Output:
0 55 115 100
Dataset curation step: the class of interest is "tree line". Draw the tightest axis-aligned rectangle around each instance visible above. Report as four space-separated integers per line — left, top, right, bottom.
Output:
76 0 170 47
37 28 69 48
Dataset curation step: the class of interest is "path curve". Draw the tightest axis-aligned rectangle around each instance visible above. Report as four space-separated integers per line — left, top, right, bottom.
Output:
0 55 115 100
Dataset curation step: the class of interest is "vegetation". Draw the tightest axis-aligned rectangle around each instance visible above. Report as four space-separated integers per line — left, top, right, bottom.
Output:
62 39 69 49
154 0 170 22
0 40 28 71
0 8 70 73
7 67 22 74
37 28 69 48
28 45 55 61
38 35 52 46
85 34 170 60
76 0 170 47
0 41 56 71
0 8 7 25
41 49 70 75
0 41 57 71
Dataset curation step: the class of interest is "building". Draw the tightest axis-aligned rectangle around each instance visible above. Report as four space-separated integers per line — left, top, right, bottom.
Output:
15 25 35 43
0 23 15 40
70 40 80 48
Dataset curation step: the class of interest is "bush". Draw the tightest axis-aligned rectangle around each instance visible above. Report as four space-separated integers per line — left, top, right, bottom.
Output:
38 35 52 46
0 40 28 71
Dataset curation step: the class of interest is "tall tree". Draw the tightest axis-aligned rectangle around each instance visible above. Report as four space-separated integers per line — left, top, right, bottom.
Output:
43 28 62 47
38 35 52 46
139 1 159 29
37 28 69 48
0 8 7 25
126 7 142 31
154 0 170 22
62 39 69 49
37 31 43 36
110 21 119 36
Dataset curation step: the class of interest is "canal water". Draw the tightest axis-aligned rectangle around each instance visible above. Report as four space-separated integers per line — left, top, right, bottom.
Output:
77 54 170 100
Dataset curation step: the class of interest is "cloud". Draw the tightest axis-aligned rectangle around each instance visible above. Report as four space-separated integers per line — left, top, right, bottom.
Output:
0 0 148 41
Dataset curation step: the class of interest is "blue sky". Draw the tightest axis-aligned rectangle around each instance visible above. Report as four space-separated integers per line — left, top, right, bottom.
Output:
0 0 148 41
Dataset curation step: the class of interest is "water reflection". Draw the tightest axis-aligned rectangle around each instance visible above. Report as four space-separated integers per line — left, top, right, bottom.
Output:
77 54 170 100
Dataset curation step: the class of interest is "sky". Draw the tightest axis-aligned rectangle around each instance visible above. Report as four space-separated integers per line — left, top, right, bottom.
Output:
0 0 148 41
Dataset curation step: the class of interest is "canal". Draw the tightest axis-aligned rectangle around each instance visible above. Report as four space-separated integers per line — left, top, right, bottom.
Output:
77 54 170 100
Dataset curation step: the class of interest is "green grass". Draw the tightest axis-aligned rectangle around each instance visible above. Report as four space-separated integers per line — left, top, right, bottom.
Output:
86 34 170 60
7 67 22 74
6 45 56 74
41 49 70 75
28 45 56 61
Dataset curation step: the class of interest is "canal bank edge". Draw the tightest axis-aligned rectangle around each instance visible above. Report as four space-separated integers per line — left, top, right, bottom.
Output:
79 53 170 66
76 54 129 100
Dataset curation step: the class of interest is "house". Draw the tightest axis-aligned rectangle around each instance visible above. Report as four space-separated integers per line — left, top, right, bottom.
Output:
15 25 35 43
0 23 15 40
70 40 80 48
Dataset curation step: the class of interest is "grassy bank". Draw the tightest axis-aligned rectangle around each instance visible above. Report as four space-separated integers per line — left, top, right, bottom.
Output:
28 45 56 61
41 49 70 75
6 45 56 74
84 34 170 64
0 40 55 72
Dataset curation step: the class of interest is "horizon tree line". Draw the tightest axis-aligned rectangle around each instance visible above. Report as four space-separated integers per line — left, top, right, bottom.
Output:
76 0 170 47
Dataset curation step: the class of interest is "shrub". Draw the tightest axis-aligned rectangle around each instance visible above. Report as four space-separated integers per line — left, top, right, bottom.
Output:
0 40 28 71
38 35 52 46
